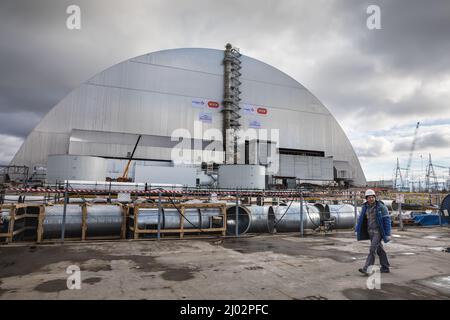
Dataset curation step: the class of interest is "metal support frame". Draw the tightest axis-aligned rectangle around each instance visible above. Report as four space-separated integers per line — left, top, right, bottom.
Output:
157 191 162 241
398 201 404 231
235 193 239 237
223 43 242 164
300 191 304 237
61 180 69 242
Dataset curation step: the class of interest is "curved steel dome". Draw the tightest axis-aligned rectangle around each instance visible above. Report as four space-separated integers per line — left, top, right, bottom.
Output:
10 48 366 186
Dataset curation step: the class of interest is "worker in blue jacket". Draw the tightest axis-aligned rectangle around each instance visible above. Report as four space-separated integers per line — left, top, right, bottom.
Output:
356 189 392 275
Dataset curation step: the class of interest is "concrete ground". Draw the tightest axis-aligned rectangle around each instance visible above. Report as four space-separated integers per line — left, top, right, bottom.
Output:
0 227 449 300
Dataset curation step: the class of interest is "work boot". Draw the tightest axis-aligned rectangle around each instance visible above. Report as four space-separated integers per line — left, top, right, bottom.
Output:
380 268 390 273
358 268 369 276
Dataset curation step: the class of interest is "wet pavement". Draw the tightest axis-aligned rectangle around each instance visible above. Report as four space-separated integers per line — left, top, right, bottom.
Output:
0 227 449 299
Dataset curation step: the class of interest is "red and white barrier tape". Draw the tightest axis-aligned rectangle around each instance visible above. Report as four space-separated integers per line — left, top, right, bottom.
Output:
5 187 301 197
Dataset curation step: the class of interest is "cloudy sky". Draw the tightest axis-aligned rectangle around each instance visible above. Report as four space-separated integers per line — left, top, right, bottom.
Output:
1 0 449 182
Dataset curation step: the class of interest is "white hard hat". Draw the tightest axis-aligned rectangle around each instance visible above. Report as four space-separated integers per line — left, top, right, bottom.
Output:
365 189 376 198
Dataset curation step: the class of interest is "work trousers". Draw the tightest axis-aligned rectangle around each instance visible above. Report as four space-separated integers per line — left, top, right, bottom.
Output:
363 230 390 271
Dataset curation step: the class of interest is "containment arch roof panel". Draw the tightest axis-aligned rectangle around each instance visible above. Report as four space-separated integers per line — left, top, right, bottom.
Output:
10 47 366 185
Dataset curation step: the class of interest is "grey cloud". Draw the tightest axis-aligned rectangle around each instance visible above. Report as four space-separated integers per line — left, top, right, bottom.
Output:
331 0 450 78
0 135 23 165
0 0 449 171
393 132 450 152
355 147 385 158
0 112 41 137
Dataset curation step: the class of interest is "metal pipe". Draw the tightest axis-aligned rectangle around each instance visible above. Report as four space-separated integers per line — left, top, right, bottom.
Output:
325 204 356 229
313 203 326 220
136 208 160 230
137 207 223 230
273 203 321 232
2 195 47 203
43 205 122 239
162 208 201 229
227 205 250 235
198 208 224 229
0 208 10 234
226 205 275 235
85 205 123 237
379 199 394 211
247 206 275 233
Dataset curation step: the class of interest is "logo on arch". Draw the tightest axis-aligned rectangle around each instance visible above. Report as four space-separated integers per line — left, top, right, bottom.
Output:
208 101 220 109
257 107 268 115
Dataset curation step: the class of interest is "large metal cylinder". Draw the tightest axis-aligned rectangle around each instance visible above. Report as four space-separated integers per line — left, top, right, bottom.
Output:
226 205 251 235
325 204 356 229
43 205 123 239
86 205 123 237
313 203 327 221
391 201 429 211
379 200 394 211
136 208 160 230
273 203 321 232
3 195 48 203
163 208 202 229
137 207 223 230
0 208 10 234
247 206 275 233
199 208 223 229
226 205 275 235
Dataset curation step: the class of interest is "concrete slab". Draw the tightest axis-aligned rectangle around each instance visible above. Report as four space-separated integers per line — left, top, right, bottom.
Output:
0 227 449 300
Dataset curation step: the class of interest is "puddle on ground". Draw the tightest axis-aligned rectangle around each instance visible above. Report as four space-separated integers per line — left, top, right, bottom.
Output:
343 283 448 300
161 268 196 281
298 295 328 300
81 261 112 272
220 237 366 263
0 245 173 278
84 277 103 285
34 279 68 293
416 275 450 296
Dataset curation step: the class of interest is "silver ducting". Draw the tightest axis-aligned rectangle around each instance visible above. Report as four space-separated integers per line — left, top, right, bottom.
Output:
226 205 251 235
226 205 275 235
0 208 10 233
136 207 223 230
199 208 224 229
163 208 202 229
135 208 160 230
379 200 394 211
246 206 275 233
42 205 123 239
273 203 321 232
3 195 47 203
325 204 356 229
313 203 327 221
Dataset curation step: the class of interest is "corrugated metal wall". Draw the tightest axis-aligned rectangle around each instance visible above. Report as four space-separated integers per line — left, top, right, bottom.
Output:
278 155 334 181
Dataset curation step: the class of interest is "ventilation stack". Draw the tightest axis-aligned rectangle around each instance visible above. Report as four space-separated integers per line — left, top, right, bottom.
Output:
223 43 242 164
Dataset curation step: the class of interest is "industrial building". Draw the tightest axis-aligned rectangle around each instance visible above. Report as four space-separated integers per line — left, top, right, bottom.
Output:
9 45 366 188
